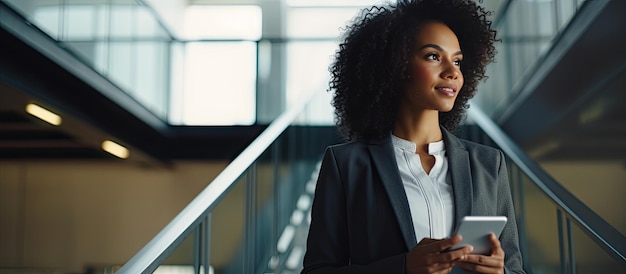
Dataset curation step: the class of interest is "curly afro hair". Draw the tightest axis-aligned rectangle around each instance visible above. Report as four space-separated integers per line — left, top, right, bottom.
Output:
330 0 497 141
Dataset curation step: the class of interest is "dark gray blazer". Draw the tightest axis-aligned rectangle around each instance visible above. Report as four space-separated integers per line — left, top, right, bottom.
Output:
302 128 525 274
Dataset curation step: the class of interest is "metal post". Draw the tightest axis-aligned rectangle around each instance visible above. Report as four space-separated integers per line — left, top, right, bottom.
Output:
204 213 211 274
272 141 281 274
193 223 202 274
557 209 567 274
566 218 576 274
514 164 532 274
244 164 258 273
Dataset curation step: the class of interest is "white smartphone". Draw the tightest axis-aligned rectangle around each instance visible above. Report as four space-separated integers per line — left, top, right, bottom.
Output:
449 216 507 255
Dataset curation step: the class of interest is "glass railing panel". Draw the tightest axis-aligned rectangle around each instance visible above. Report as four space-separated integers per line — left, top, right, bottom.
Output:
154 223 196 273
142 132 325 274
115 96 339 273
261 123 330 273
253 151 280 273
208 176 248 274
155 175 248 274
505 146 626 274
539 161 626 237
570 223 626 273
517 171 562 274
466 107 626 274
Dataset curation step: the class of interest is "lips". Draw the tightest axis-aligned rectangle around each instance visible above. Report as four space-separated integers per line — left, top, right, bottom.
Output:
435 86 457 97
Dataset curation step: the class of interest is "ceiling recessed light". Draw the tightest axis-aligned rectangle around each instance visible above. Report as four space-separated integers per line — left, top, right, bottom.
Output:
102 140 129 159
25 103 62 126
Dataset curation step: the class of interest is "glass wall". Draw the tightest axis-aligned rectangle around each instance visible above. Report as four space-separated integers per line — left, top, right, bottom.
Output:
5 0 591 127
473 0 587 115
174 41 257 126
168 5 262 126
3 0 263 125
3 0 172 120
2 0 401 127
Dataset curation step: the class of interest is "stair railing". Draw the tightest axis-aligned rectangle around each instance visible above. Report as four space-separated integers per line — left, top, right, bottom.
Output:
468 106 625 273
116 91 331 274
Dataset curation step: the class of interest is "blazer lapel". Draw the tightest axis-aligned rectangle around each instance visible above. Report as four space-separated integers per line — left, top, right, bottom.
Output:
368 137 418 250
442 128 474 227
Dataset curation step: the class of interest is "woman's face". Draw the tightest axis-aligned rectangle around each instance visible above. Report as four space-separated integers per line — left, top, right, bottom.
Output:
401 21 464 113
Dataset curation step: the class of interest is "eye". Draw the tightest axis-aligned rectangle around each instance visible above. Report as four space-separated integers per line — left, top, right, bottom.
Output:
426 53 440 61
454 59 462 66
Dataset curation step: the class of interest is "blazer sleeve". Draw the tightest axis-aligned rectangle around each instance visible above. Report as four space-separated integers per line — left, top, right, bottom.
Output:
302 147 407 274
496 150 526 274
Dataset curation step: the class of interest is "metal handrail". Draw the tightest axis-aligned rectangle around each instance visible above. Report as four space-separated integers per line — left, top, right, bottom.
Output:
116 92 317 274
468 106 626 264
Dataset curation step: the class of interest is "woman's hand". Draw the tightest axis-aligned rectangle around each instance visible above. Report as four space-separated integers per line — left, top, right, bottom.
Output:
456 233 505 274
406 235 472 274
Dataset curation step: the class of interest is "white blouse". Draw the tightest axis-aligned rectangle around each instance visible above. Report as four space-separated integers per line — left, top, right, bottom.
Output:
391 135 455 241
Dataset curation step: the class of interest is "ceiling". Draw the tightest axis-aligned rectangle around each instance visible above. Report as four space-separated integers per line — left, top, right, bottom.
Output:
0 81 265 166
145 0 507 40
0 18 265 165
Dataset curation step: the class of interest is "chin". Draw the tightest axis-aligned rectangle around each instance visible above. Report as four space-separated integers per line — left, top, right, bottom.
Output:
438 101 457 113
440 106 455 112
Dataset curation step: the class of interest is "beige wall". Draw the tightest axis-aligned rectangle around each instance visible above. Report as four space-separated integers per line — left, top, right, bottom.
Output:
540 160 626 235
520 160 626 272
0 160 229 273
1 158 623 273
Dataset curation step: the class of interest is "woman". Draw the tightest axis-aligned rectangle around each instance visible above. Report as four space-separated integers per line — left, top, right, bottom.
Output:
302 0 525 273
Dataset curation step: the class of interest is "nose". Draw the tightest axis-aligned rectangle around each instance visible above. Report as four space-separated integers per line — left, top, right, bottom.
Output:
441 61 460 80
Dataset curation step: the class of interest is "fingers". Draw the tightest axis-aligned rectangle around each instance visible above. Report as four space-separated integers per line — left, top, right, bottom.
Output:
406 253 463 274
418 235 463 253
489 233 504 256
456 234 505 274
406 237 474 274
417 237 439 245
413 237 473 263
456 256 504 274
460 254 504 267
441 246 473 262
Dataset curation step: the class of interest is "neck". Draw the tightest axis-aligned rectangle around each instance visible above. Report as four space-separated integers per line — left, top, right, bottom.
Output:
392 110 443 153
